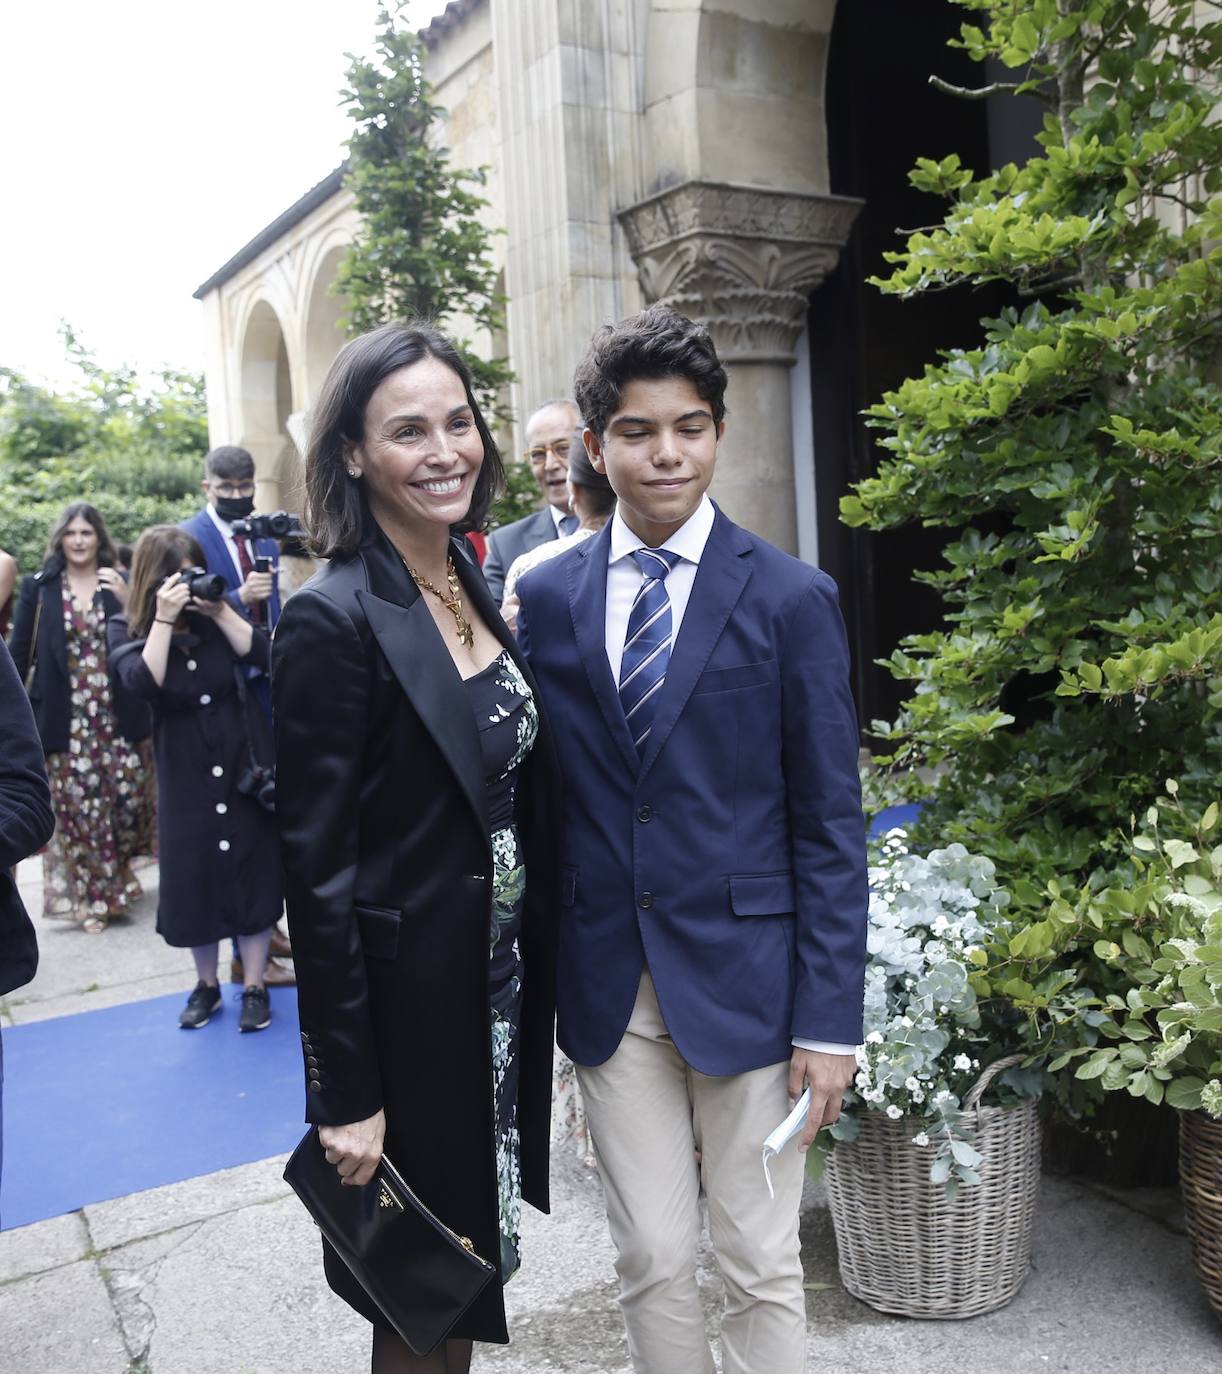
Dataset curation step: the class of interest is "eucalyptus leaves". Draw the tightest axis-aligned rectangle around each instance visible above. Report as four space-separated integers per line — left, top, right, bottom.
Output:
813 831 1032 1191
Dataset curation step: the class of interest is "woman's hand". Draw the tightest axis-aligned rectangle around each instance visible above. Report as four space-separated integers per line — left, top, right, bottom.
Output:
153 572 192 625
97 566 129 609
319 1109 386 1187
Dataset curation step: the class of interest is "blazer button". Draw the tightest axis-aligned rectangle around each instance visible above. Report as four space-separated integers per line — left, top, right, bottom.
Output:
308 1081 322 1093
308 1069 321 1081
306 1056 319 1067
636 804 652 823
300 1032 310 1043
638 892 654 910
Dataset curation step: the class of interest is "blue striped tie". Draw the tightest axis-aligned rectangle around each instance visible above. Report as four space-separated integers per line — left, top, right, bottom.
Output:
619 547 681 756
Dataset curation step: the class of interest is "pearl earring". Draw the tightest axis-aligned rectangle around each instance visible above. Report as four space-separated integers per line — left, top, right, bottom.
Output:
348 468 359 478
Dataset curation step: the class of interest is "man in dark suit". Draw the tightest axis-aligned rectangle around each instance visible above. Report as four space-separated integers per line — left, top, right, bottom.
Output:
516 307 868 1374
181 445 282 632
0 640 55 1215
182 445 293 984
481 398 581 604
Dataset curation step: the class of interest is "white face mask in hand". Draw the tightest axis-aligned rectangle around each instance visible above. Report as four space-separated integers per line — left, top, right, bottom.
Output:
761 1088 811 1199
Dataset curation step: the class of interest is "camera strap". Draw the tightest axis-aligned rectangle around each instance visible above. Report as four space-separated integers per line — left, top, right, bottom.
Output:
230 662 271 780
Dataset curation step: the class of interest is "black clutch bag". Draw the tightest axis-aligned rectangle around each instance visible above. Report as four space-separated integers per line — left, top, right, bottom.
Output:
283 1128 497 1355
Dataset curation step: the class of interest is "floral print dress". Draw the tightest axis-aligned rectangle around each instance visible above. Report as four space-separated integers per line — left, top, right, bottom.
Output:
43 585 155 923
463 647 538 1281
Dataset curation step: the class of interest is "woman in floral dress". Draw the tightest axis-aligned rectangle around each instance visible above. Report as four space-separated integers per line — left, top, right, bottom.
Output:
8 504 154 933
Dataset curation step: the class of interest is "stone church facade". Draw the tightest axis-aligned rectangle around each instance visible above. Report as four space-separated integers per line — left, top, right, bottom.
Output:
195 0 857 563
194 0 1045 721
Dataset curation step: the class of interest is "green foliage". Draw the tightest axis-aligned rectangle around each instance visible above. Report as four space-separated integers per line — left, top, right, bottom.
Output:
843 1 1222 889
1062 790 1222 1115
974 788 1222 1115
0 328 206 572
336 1 512 431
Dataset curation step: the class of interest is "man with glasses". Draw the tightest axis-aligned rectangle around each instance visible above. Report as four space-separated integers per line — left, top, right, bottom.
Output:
482 398 582 604
182 446 281 631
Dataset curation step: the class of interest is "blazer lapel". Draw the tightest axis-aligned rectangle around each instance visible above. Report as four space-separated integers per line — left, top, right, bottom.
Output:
355 535 489 845
567 525 640 776
637 510 753 781
193 514 240 593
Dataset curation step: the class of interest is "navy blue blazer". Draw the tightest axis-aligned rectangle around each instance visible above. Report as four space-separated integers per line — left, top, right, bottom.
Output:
516 506 868 1075
180 509 282 629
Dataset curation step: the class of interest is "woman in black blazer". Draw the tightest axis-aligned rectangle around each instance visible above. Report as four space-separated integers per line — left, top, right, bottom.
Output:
273 324 560 1373
8 502 154 932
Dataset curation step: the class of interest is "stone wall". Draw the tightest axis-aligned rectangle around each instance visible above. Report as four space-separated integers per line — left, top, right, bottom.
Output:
195 0 862 551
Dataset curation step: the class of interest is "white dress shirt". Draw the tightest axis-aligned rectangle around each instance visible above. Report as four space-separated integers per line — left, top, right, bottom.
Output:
603 495 856 1060
548 503 569 537
205 501 249 584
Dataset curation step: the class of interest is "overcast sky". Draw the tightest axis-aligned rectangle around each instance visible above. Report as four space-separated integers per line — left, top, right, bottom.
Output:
1 0 443 387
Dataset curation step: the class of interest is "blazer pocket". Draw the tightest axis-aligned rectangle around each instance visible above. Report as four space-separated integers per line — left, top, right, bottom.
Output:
729 871 795 917
354 902 402 959
691 659 777 695
559 867 577 908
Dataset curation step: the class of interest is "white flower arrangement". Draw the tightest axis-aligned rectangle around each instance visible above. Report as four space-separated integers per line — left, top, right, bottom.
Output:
813 828 1016 1191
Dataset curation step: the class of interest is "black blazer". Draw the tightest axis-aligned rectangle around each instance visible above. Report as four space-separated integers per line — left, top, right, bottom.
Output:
0 641 54 995
8 570 150 754
481 507 558 605
273 527 560 1344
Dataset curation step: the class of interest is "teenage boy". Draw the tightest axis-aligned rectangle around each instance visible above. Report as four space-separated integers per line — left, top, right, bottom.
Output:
515 307 867 1374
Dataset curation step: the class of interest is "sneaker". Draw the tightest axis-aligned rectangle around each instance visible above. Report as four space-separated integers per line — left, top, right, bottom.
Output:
179 981 222 1029
239 985 272 1033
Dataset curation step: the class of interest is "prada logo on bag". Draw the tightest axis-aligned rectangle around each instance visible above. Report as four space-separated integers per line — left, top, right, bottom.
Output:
378 1181 403 1212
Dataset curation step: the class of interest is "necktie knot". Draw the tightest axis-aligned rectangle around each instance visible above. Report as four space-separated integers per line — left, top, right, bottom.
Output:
630 547 680 581
558 513 579 536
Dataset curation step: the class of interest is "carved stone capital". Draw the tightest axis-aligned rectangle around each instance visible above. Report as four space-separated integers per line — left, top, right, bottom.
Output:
619 181 863 364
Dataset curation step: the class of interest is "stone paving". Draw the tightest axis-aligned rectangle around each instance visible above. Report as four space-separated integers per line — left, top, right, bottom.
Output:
1 858 1218 1373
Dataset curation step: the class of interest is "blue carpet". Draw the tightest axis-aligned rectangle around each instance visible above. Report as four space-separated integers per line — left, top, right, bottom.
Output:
1 983 304 1231
869 802 922 836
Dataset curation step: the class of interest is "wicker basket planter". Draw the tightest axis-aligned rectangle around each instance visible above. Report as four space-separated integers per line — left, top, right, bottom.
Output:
1180 1109 1222 1320
824 1055 1041 1319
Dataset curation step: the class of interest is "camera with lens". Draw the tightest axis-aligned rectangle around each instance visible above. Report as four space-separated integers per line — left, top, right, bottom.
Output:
236 762 276 814
231 511 306 541
177 567 227 601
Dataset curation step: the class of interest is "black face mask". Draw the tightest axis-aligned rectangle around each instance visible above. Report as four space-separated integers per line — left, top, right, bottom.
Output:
214 494 255 522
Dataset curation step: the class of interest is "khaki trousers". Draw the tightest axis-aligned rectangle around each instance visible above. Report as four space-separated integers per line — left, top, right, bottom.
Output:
576 972 806 1374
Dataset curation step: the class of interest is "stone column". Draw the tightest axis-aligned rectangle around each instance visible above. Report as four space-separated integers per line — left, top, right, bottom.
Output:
619 180 861 553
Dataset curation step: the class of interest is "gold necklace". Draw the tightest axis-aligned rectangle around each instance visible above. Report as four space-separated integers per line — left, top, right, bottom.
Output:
404 555 475 648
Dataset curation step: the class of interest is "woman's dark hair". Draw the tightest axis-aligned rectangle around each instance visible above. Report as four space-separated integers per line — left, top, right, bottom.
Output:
566 428 617 519
573 306 728 438
127 526 206 638
304 322 505 559
43 502 118 574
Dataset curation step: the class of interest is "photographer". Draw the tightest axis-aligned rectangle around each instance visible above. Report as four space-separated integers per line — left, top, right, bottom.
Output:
182 444 294 984
108 526 282 1033
182 445 281 631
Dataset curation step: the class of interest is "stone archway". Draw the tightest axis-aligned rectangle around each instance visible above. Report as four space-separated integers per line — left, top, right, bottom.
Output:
238 298 295 510
304 241 350 404
620 0 859 555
